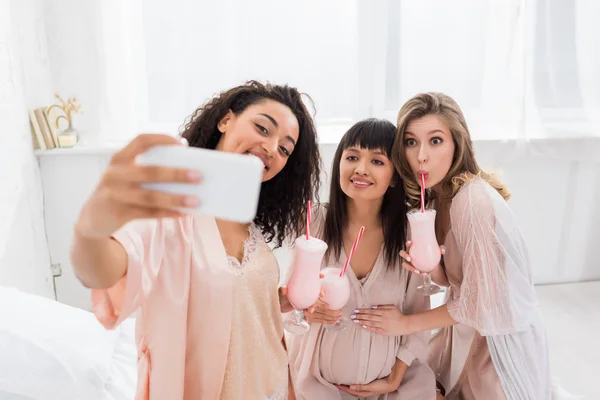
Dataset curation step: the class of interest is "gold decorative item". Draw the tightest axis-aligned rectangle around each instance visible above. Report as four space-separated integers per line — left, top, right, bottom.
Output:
47 93 83 148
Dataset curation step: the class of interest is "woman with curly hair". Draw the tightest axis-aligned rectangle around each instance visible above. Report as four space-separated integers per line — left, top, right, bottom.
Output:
71 81 322 399
352 92 551 399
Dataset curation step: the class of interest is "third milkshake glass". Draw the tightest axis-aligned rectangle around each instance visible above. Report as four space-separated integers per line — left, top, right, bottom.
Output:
408 172 442 296
407 209 442 295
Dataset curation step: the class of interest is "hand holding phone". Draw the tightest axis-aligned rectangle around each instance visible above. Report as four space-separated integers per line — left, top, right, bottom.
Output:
75 134 198 240
136 144 264 223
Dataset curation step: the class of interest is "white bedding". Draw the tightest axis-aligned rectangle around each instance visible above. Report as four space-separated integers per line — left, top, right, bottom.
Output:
0 286 137 400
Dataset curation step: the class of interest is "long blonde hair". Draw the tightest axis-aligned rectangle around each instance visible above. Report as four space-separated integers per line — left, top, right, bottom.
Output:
392 92 510 208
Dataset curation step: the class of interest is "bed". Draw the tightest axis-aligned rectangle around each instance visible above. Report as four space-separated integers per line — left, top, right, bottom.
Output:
0 286 137 400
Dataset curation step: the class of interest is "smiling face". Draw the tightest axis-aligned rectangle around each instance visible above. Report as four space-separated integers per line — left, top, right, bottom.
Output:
215 99 300 182
402 114 455 190
339 146 396 202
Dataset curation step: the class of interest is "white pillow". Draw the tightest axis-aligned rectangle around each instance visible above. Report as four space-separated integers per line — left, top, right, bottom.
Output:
0 286 135 400
103 318 137 400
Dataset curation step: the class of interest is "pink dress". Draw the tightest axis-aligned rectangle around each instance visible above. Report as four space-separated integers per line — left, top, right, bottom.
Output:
428 178 551 399
91 214 288 399
287 206 437 400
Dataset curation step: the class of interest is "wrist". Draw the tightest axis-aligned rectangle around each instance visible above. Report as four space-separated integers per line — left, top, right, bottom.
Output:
388 359 408 388
406 314 419 335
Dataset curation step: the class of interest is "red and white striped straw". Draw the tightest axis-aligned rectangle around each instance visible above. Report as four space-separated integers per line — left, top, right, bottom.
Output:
340 226 365 277
420 173 426 213
306 200 312 240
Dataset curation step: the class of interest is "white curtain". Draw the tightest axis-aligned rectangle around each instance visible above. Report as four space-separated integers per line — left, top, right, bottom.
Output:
93 0 599 143
123 0 363 135
374 0 599 142
91 0 599 143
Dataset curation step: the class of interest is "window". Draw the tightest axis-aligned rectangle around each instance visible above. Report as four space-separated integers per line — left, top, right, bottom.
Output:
115 0 599 140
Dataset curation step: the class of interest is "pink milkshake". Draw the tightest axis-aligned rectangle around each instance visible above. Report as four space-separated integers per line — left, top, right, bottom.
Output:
320 266 351 330
407 209 442 295
284 236 328 335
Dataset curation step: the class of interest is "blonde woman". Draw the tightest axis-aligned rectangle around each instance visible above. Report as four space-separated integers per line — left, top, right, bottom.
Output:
352 93 551 399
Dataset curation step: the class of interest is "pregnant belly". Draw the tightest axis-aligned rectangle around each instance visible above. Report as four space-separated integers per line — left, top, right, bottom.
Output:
317 325 401 385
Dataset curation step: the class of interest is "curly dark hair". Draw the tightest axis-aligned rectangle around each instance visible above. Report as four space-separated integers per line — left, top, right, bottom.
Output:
180 80 322 246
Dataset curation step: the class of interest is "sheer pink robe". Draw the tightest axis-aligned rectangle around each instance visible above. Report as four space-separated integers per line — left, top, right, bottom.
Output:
428 178 551 399
287 206 437 400
90 214 287 399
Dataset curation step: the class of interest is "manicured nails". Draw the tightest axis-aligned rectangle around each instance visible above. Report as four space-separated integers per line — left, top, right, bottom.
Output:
183 196 200 207
414 270 421 275
187 170 202 182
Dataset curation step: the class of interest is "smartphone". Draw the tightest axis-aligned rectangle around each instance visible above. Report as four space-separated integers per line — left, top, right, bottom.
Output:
136 145 264 223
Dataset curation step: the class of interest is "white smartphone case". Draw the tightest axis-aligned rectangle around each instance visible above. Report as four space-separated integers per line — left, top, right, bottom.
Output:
136 145 264 223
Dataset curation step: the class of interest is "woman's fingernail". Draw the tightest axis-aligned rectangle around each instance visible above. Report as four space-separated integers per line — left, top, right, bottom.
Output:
350 315 356 319
414 270 420 274
353 309 359 313
183 196 200 207
371 306 377 309
187 170 202 181
353 320 359 324
422 272 428 276
407 241 412 245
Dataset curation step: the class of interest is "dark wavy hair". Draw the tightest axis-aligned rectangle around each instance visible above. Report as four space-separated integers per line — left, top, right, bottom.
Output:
323 118 406 267
180 80 322 246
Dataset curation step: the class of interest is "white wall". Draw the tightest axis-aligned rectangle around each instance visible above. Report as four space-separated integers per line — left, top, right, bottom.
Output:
0 0 54 297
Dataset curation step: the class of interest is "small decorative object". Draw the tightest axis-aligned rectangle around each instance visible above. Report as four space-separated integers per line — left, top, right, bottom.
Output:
46 93 83 148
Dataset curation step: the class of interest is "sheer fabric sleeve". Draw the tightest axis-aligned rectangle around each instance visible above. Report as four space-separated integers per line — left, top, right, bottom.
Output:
447 180 536 335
